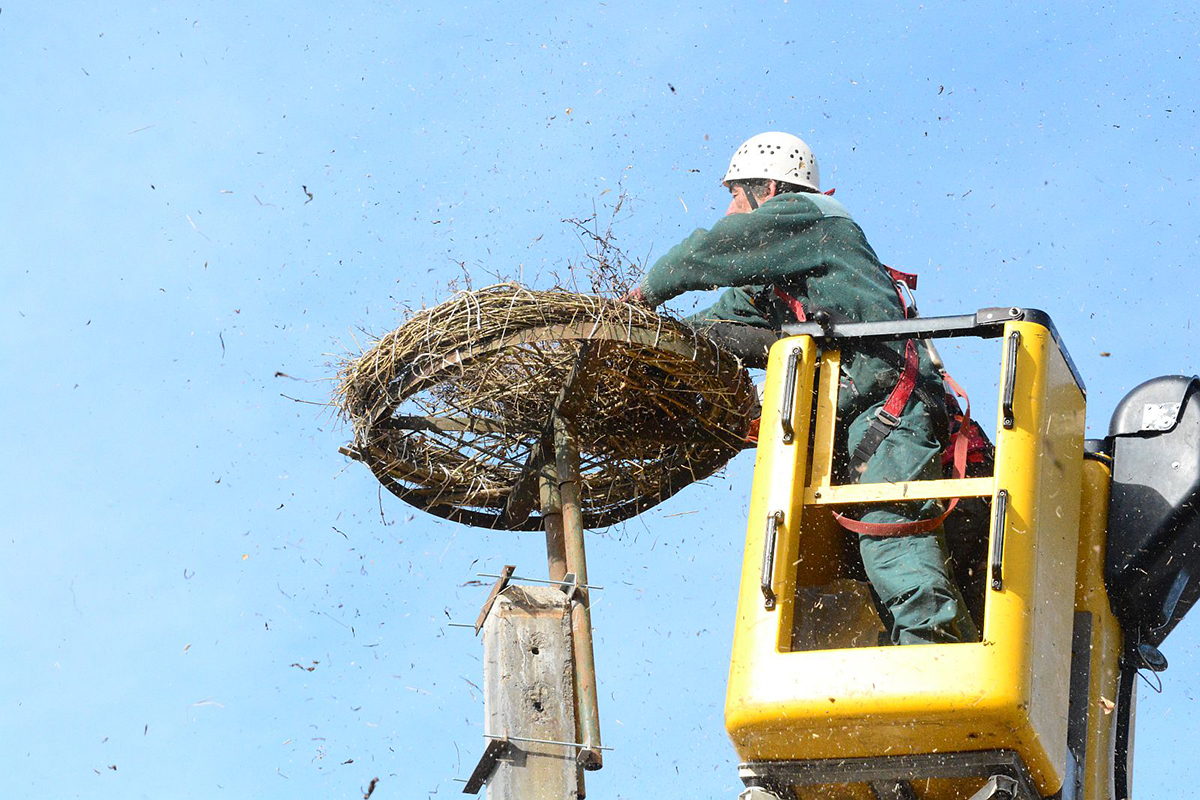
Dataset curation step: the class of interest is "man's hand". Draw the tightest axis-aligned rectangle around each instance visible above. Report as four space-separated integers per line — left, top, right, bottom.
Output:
620 286 649 306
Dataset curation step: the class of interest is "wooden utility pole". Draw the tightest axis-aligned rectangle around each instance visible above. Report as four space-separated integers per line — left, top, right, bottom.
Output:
481 586 578 799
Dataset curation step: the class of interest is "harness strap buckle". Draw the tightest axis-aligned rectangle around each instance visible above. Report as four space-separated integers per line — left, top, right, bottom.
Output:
874 407 901 428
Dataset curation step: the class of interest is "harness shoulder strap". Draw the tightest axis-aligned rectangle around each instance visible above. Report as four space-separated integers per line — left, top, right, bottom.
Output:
772 285 807 322
775 269 971 537
771 261 962 537
833 368 972 537
884 267 918 290
844 339 920 476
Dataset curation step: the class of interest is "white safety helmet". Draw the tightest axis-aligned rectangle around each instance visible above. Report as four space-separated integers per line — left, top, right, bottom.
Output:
722 131 820 192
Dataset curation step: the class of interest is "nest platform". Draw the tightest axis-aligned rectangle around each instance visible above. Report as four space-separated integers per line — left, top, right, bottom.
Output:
336 284 756 530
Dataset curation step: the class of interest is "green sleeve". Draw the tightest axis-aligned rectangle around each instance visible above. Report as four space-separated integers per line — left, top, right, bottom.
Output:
684 286 771 328
639 208 820 306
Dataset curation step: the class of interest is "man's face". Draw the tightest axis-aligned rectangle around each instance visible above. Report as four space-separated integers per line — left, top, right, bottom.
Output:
725 183 756 216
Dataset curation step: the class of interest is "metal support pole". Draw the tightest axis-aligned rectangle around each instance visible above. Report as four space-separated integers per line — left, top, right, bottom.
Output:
539 457 568 583
553 416 604 771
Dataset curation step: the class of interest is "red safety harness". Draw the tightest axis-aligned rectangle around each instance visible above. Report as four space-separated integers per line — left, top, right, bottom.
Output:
772 266 975 537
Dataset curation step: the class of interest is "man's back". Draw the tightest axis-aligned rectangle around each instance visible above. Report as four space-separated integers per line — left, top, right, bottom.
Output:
629 130 977 645
641 192 942 411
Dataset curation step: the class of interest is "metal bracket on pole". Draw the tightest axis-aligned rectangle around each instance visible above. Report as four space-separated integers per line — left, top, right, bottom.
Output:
558 571 581 601
474 564 515 635
461 736 510 794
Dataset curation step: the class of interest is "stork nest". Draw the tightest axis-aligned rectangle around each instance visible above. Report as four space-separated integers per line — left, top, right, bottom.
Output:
335 284 757 530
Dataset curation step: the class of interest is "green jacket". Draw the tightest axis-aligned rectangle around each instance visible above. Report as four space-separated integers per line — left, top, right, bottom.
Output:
640 192 945 422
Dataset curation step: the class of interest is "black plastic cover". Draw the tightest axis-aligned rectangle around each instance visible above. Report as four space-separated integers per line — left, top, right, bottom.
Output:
1104 375 1200 646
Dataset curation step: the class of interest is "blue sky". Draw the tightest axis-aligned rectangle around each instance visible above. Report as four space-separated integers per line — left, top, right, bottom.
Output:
2 2 1198 798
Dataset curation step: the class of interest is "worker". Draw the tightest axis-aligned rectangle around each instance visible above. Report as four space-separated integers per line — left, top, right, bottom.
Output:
626 132 977 645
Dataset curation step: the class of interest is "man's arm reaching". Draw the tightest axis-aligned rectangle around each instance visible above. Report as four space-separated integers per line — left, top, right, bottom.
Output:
637 204 820 307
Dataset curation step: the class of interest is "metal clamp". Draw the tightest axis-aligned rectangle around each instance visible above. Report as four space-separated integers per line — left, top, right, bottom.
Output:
1001 331 1021 429
780 347 801 444
558 571 581 601
761 511 784 610
990 490 1009 591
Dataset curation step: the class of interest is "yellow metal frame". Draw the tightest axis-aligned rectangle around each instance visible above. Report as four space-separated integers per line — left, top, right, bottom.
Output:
1074 459 1125 800
726 320 1087 797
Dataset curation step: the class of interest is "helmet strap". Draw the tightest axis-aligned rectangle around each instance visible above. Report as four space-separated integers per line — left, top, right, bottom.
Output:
743 183 759 210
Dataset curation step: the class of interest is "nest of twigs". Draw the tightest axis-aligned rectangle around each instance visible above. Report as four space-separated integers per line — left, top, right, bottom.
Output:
335 284 756 530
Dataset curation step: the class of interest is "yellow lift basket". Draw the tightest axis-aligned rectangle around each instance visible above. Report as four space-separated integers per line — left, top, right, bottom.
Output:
726 308 1111 800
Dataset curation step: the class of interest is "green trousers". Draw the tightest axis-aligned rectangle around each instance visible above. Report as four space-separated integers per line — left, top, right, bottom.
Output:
843 395 979 646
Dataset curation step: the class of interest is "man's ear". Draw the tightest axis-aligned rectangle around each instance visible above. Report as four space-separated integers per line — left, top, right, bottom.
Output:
764 180 780 200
